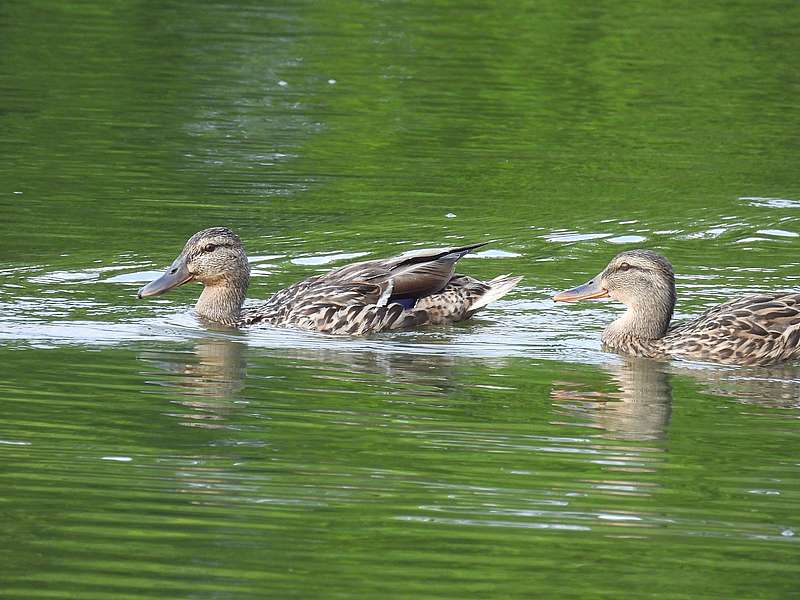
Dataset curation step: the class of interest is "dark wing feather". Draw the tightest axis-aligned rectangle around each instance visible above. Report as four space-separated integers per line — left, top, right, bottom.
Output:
382 260 463 298
320 242 488 300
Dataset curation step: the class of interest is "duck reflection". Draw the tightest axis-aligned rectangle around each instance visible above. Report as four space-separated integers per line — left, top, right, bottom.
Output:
670 363 800 408
139 336 499 406
551 357 673 441
141 337 247 399
548 356 800 532
264 346 487 394
551 356 800 443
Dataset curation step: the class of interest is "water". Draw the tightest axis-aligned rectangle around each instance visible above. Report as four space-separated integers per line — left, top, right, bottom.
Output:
2 1 800 598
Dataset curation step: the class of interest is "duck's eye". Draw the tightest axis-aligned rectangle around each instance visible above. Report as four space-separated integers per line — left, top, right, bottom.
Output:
619 262 631 271
203 243 217 253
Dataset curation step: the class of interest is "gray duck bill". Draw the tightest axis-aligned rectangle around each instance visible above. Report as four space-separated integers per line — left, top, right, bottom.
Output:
553 277 608 302
137 255 193 298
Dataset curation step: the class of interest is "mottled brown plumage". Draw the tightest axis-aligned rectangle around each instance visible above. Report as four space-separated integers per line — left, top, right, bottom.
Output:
554 249 800 366
138 227 521 334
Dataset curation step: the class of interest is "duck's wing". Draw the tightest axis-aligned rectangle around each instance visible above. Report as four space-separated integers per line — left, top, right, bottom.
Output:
667 292 800 365
241 242 520 334
279 273 521 335
322 242 488 301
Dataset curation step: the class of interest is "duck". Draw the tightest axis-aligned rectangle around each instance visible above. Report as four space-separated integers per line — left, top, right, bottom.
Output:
553 249 800 366
138 227 522 334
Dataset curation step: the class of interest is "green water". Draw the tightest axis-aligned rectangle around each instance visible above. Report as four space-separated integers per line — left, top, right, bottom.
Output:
2 1 800 598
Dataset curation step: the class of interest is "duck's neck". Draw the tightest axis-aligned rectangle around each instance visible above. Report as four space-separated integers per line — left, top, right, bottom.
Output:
195 275 249 325
602 291 675 351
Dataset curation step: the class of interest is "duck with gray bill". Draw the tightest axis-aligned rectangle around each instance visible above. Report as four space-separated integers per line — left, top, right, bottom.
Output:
554 249 800 366
138 227 522 334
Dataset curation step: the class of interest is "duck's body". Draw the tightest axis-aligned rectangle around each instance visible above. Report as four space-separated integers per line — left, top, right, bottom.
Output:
138 227 521 334
604 292 800 365
555 250 800 366
238 260 519 335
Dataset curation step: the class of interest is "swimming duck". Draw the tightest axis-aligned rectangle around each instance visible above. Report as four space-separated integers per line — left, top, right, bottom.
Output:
553 249 800 366
138 227 522 334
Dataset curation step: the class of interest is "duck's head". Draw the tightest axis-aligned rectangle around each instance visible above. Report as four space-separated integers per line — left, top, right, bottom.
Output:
554 249 676 321
138 227 250 299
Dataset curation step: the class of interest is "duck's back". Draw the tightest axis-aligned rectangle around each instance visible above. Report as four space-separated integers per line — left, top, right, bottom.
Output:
664 292 800 365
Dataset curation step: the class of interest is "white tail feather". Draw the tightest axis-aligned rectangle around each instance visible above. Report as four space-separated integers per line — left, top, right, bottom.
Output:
376 280 394 307
469 274 523 311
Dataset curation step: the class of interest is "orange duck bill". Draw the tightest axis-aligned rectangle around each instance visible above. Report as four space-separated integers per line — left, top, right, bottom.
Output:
553 276 609 302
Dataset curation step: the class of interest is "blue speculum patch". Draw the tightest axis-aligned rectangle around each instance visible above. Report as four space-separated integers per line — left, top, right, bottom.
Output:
392 297 417 309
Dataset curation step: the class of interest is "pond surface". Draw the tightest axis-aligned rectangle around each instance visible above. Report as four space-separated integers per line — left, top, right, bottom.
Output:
2 1 800 598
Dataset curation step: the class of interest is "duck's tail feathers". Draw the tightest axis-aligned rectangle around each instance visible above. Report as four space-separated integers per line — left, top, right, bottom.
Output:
775 323 800 364
469 274 523 312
